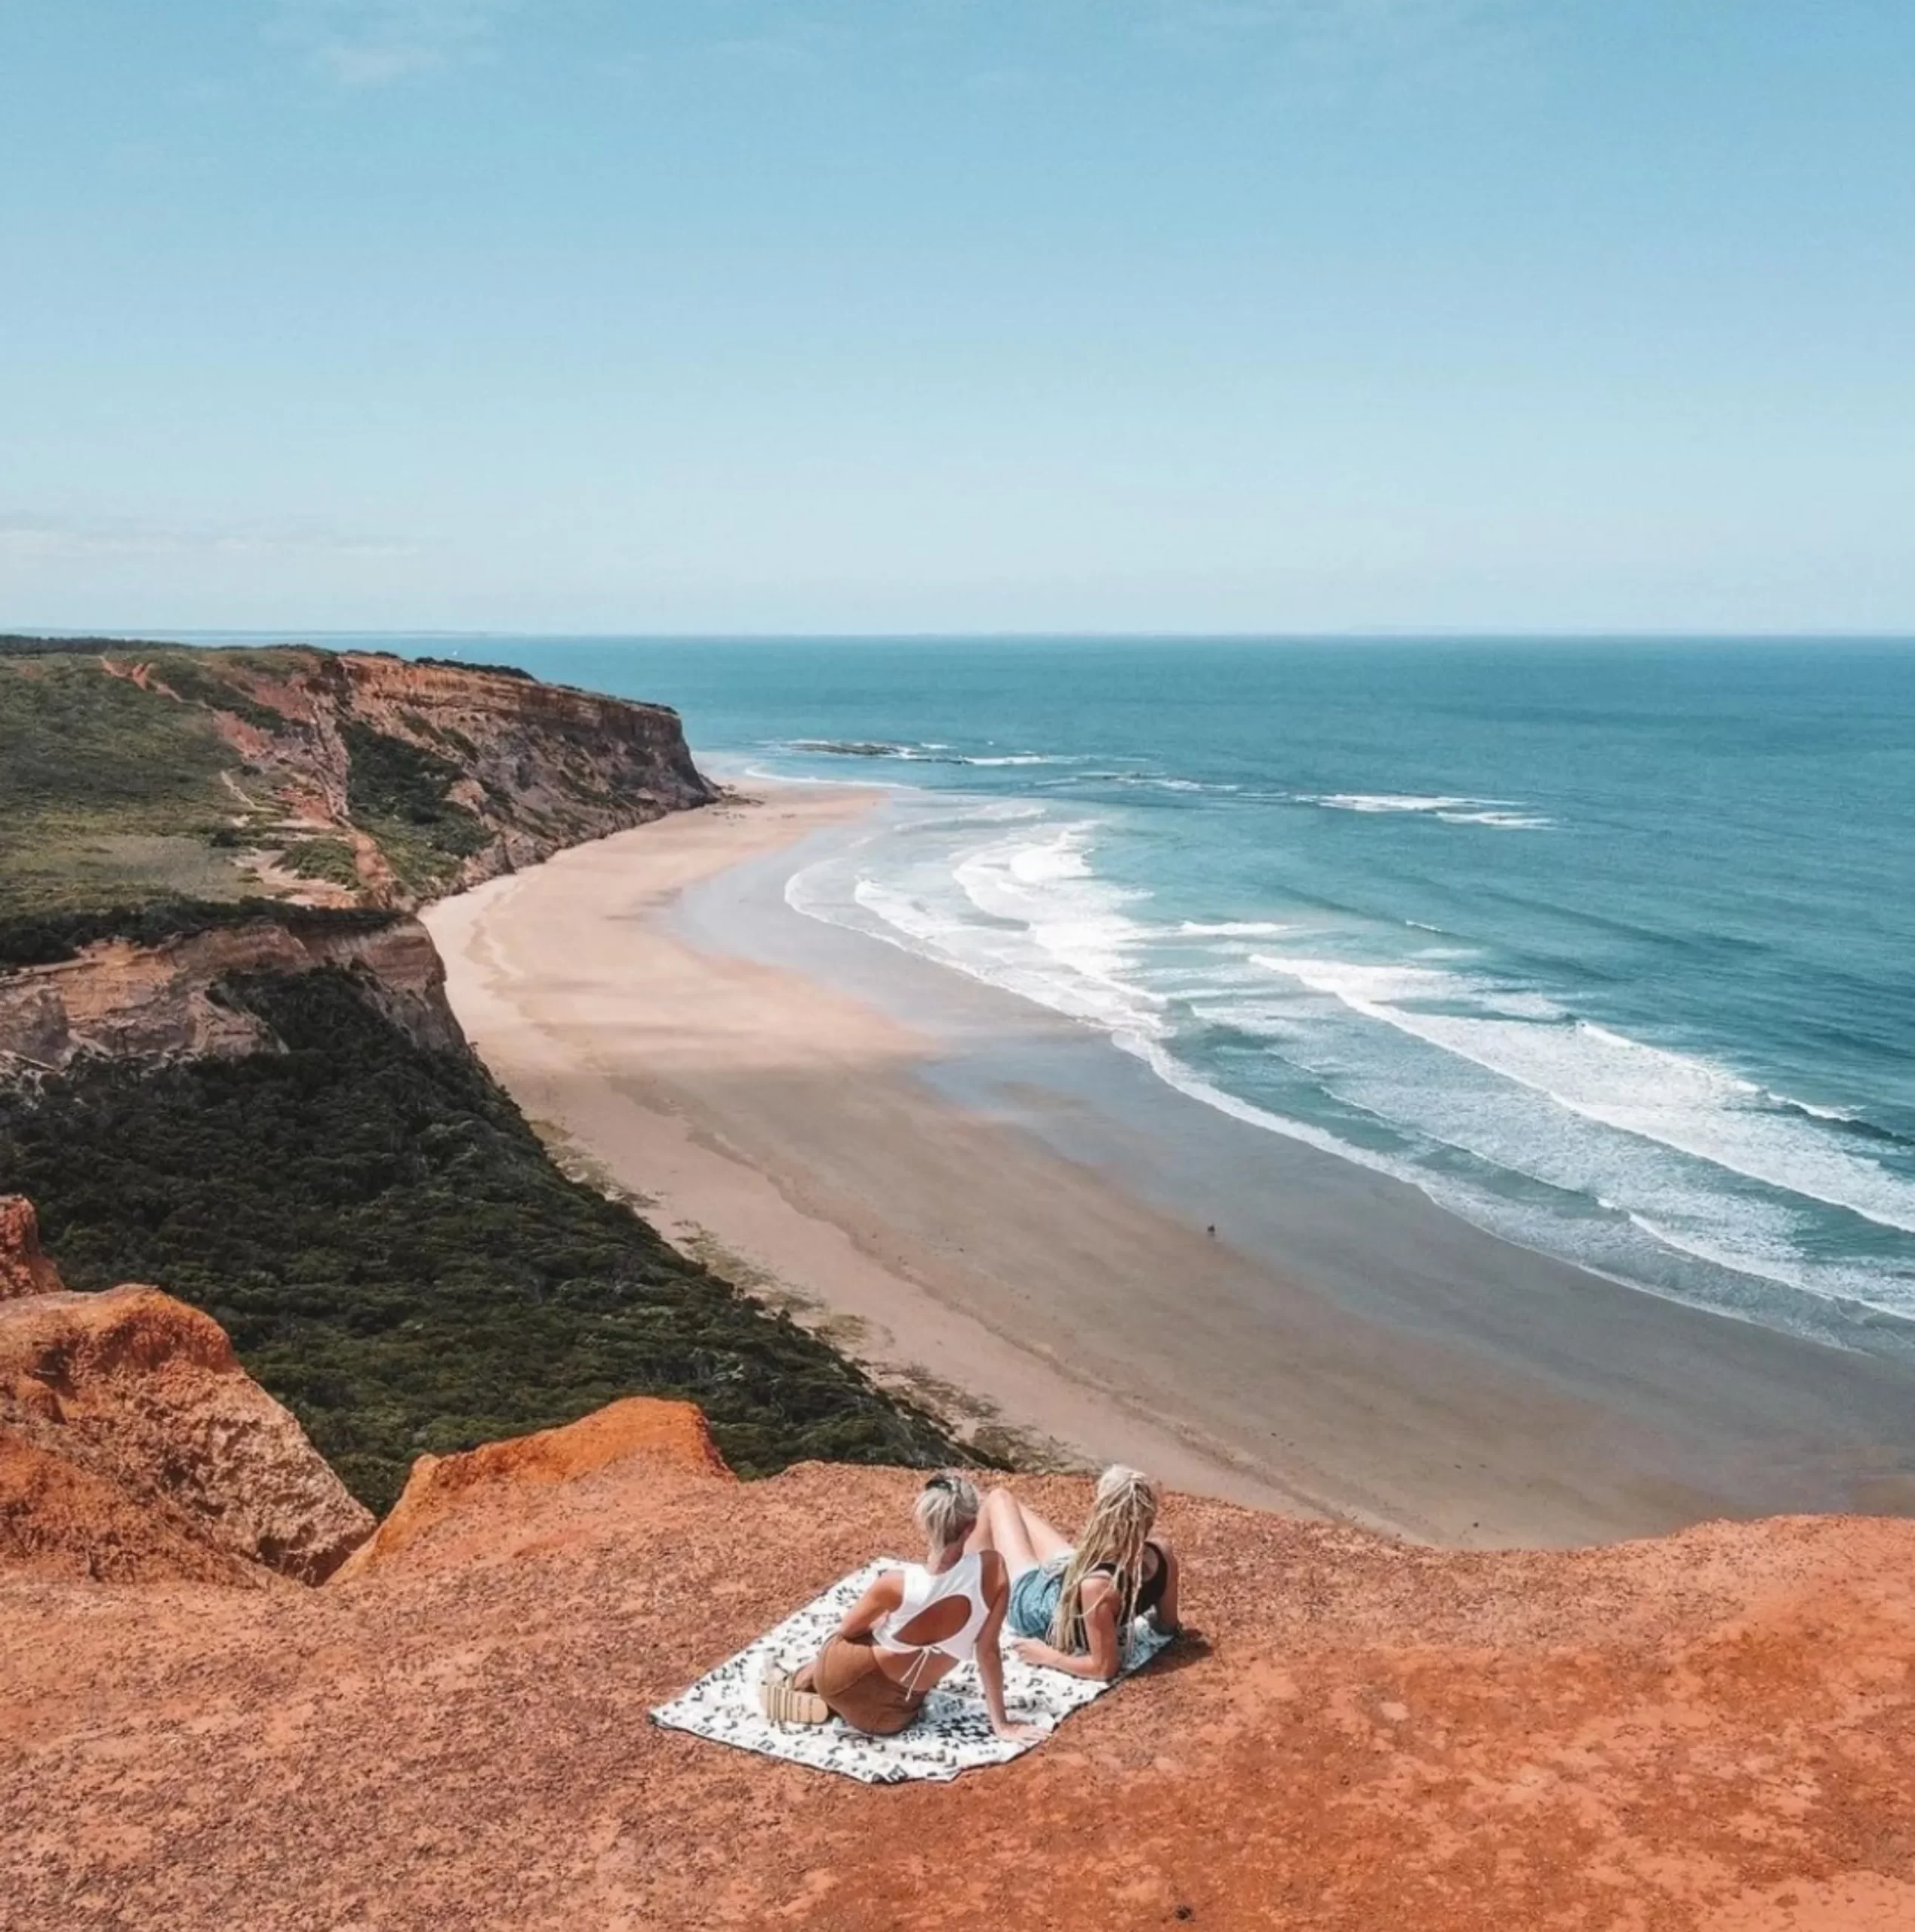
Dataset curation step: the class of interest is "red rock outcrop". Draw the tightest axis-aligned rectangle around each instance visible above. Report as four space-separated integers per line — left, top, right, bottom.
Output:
0 1280 371 1584
0 1195 63 1300
335 1395 731 1580
0 1423 265 1586
4 1406 1913 1931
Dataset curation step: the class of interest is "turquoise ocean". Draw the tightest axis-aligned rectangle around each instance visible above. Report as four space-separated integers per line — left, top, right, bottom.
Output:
314 638 1915 1343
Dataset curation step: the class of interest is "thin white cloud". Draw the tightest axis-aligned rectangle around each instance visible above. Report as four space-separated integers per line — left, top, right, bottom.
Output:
279 0 516 88
0 517 419 563
1137 0 1523 57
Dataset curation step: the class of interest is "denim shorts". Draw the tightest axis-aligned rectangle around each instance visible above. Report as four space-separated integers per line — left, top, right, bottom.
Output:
1007 1563 1064 1638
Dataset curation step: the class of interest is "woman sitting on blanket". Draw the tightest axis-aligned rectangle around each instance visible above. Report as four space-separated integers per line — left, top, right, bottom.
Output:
968 1466 1181 1680
759 1472 1039 1740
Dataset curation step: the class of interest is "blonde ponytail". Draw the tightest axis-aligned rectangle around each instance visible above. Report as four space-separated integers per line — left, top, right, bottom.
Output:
913 1472 980 1549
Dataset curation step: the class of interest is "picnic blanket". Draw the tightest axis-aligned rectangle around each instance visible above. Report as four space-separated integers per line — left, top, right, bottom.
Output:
649 1557 1172 1784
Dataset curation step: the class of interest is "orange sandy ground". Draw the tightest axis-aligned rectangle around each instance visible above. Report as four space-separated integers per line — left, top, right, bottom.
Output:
4 1406 1914 1932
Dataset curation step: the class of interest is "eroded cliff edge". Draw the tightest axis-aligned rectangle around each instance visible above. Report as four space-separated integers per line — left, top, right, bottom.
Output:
0 1195 371 1583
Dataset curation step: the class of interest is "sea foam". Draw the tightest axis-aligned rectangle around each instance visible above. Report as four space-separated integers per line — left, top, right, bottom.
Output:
778 768 1915 1327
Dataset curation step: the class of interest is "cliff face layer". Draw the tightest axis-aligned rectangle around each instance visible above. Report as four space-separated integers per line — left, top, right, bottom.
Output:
2 1401 1910 1932
0 638 716 931
0 909 459 1072
0 1206 371 1584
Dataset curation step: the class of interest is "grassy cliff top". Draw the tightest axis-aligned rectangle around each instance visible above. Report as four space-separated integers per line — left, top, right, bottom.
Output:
0 645 306 924
0 638 708 951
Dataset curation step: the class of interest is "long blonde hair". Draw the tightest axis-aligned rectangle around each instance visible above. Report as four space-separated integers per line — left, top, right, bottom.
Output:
1049 1465 1159 1651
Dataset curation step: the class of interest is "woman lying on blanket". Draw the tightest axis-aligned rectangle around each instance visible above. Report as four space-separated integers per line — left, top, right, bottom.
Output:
759 1473 1041 1741
968 1466 1181 1680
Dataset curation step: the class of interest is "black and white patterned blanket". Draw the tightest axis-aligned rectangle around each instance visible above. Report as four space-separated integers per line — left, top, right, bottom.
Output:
649 1558 1173 1784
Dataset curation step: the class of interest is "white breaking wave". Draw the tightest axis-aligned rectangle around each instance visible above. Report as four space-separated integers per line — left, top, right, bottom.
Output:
815 817 1168 1039
1175 920 1293 937
1300 792 1554 829
1437 808 1555 829
780 792 1914 1322
737 764 916 791
1110 774 1236 793
781 740 1082 769
1310 792 1492 812
1247 952 1915 1238
1030 771 1241 794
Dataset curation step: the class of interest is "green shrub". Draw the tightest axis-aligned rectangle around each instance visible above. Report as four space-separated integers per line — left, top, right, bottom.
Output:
279 840 362 888
341 721 492 889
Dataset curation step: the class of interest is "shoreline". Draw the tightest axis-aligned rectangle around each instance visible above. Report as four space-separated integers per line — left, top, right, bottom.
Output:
426 787 1325 1520
426 784 1915 1547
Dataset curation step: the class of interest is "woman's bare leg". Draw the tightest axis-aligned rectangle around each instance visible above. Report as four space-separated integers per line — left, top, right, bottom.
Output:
966 1487 1072 1573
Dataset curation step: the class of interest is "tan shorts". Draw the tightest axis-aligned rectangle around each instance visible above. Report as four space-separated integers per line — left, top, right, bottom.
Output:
811 1635 923 1736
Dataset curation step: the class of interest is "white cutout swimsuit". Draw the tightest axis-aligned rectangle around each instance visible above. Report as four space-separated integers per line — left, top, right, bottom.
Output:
872 1552 991 1691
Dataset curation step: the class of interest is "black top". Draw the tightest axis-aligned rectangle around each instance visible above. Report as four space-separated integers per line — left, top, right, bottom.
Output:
1070 1539 1169 1648
1133 1540 1170 1620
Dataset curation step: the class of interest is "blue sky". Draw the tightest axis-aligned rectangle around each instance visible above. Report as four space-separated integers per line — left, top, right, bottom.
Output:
2 1 1911 634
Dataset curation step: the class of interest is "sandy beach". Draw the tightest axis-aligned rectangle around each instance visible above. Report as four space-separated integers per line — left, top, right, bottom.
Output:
426 786 1915 1547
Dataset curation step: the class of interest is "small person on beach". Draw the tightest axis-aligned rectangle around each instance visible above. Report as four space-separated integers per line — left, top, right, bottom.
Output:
758 1473 1039 1740
968 1466 1181 1679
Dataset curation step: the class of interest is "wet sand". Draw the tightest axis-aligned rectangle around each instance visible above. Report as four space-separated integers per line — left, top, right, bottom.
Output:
425 786 1915 1546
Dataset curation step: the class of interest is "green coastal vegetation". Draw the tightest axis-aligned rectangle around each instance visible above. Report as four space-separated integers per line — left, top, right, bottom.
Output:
276 838 362 889
0 638 963 1510
0 964 959 1513
339 718 494 894
0 648 253 921
0 641 499 921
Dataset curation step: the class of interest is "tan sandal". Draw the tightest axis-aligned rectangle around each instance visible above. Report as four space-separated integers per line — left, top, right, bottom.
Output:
758 1661 830 1727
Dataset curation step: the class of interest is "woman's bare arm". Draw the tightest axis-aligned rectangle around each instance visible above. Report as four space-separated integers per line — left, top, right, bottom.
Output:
793 1571 904 1690
833 1572 904 1640
973 1552 1041 1739
1011 1578 1124 1680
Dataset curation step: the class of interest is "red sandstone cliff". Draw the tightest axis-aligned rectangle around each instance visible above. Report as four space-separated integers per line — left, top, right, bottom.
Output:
138 645 716 909
0 646 715 1074
331 652 714 886
0 1200 371 1584
0 1195 62 1300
